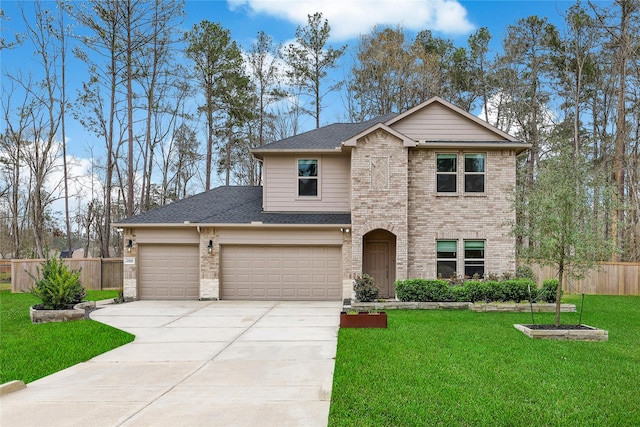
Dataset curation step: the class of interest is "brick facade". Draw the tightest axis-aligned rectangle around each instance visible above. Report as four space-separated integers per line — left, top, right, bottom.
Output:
350 129 409 282
200 227 219 300
407 148 516 279
350 131 517 287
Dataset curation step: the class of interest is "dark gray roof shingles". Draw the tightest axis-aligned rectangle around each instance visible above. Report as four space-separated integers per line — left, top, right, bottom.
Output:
257 113 398 151
119 186 350 225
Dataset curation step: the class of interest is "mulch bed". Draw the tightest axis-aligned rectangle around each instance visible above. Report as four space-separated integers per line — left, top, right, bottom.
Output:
522 324 594 330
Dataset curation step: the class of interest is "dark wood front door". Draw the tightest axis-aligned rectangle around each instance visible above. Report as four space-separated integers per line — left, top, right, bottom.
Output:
364 241 390 298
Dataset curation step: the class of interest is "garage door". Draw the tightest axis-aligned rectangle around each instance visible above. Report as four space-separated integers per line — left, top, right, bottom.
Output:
221 246 342 300
138 244 200 300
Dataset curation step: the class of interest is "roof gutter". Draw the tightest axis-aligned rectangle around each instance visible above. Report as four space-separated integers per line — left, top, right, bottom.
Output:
414 141 531 154
111 222 352 229
251 147 343 159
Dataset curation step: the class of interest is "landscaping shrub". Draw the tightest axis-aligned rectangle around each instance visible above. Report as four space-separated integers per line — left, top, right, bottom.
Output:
353 274 378 302
395 277 555 304
502 279 535 303
538 279 561 303
29 256 85 310
462 280 488 303
395 279 449 302
448 285 468 302
485 280 504 302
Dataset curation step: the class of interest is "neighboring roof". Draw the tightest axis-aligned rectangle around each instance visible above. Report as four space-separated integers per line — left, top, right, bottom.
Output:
252 113 398 155
115 186 351 226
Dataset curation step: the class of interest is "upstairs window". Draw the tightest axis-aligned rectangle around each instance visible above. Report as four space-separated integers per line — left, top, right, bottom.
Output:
464 240 485 278
464 154 485 193
436 154 457 193
298 159 318 197
436 240 457 278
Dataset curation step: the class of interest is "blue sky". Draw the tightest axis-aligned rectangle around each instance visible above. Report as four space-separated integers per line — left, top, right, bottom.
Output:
2 0 580 151
0 0 593 212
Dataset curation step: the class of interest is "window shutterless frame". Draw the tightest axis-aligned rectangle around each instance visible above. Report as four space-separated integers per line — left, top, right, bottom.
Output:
297 158 319 197
436 240 457 278
464 153 485 193
464 240 485 278
436 153 457 193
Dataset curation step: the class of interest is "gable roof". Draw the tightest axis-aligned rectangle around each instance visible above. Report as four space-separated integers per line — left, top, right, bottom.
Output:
252 113 397 157
253 97 529 155
114 186 350 226
386 96 520 142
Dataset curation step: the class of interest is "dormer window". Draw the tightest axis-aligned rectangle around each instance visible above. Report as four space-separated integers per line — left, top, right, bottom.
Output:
298 159 318 196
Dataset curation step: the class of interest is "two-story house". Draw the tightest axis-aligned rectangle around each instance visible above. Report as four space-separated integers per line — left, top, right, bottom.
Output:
115 97 530 301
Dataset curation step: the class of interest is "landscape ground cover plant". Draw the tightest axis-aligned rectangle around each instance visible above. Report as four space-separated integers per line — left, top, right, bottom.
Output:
0 290 134 384
329 295 640 426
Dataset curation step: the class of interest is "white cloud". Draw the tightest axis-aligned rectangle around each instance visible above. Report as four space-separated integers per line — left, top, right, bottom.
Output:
228 0 475 40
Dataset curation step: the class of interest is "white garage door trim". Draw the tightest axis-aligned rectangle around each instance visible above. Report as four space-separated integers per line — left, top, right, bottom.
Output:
221 245 342 301
138 244 200 300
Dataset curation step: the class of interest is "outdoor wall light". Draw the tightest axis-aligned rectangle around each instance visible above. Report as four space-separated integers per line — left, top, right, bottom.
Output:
126 239 133 253
207 240 213 254
340 228 351 233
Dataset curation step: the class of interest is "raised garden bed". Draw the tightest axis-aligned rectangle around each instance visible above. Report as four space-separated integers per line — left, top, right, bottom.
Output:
340 311 388 328
513 323 608 341
351 301 576 313
30 301 96 324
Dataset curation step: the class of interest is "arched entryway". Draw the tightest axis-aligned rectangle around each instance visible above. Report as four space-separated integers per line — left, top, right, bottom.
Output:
363 229 397 298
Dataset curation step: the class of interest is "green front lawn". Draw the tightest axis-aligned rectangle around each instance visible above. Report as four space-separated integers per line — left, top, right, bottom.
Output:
0 290 135 384
329 295 640 426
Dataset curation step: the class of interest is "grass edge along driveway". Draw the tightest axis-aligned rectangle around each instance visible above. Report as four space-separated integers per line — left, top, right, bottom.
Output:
0 290 135 384
329 295 640 426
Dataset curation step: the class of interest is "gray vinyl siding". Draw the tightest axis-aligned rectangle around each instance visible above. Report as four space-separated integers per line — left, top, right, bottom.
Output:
391 102 504 141
263 154 350 212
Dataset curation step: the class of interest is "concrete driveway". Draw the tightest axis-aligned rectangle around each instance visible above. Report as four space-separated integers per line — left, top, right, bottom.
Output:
0 300 341 427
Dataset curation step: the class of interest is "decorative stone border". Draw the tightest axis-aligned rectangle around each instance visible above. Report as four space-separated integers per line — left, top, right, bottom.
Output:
351 301 576 313
29 301 96 324
513 324 608 341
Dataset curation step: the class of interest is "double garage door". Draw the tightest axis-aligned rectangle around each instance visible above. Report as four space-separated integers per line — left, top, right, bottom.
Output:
221 245 342 300
138 244 342 301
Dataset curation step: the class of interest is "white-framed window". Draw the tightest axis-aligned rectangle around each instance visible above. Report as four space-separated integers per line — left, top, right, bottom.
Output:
436 240 457 278
436 153 457 193
297 158 318 197
464 240 485 278
464 153 485 193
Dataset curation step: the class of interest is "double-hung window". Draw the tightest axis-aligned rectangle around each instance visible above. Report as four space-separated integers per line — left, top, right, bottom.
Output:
464 154 485 193
298 159 318 197
436 240 457 278
464 240 485 278
436 154 457 193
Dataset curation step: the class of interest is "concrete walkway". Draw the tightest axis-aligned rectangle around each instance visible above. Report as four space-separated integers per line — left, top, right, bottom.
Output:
0 300 341 427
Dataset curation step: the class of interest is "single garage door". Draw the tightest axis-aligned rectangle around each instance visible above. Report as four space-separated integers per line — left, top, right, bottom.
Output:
138 244 200 299
221 245 342 300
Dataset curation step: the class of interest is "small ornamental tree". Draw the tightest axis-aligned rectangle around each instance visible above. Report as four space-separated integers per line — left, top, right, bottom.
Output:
511 143 614 326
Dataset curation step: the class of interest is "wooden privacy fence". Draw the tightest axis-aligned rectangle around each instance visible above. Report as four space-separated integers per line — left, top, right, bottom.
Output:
0 260 10 283
11 258 123 292
530 262 640 296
